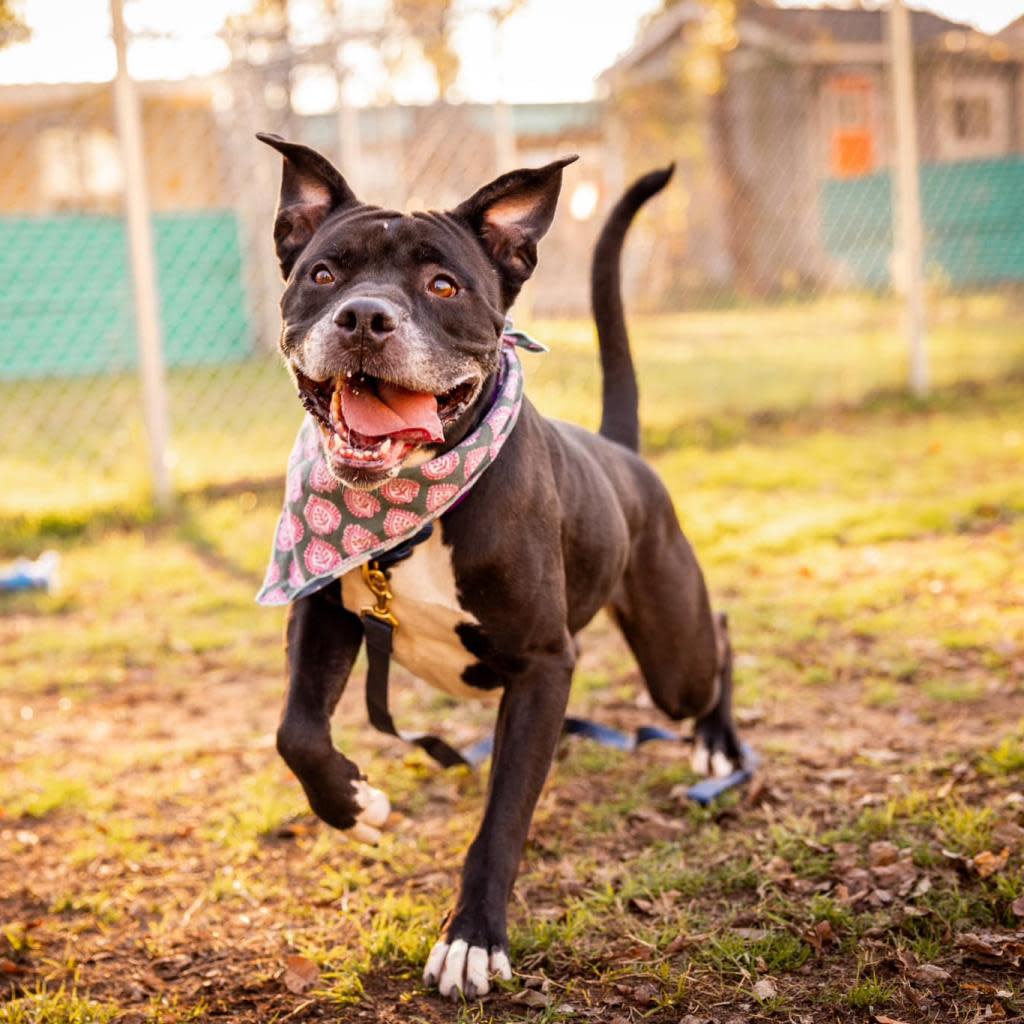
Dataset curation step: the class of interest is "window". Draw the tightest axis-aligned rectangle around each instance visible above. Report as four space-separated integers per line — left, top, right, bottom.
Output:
38 128 123 210
949 96 992 142
937 76 1009 161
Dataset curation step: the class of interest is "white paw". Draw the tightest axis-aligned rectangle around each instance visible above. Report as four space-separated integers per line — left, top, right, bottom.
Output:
347 780 390 845
423 938 512 999
691 738 710 776
711 750 735 778
692 740 736 779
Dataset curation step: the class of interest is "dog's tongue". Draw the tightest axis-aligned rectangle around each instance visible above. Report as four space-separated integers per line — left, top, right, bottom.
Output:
341 381 444 443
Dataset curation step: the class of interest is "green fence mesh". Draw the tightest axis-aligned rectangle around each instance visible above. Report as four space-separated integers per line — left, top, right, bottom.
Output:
0 210 251 380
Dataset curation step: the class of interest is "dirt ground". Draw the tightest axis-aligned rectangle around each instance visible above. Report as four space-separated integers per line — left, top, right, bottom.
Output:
2 382 1023 1023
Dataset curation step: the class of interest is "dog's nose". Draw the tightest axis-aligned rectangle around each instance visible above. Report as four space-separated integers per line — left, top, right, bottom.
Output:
333 297 399 343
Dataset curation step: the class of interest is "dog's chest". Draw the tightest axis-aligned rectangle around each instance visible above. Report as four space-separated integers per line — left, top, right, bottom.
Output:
340 532 494 701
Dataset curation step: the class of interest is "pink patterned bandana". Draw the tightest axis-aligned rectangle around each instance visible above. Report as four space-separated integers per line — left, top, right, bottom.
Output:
257 344 524 606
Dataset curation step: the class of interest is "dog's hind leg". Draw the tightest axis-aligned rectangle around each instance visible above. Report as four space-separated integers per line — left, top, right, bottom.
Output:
609 520 742 777
691 612 744 777
276 583 389 842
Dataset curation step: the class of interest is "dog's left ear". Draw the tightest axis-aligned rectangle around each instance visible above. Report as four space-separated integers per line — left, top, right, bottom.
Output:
257 132 359 279
453 155 578 305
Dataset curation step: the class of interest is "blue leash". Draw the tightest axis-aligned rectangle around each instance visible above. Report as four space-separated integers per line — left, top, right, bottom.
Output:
458 721 758 806
361 524 757 805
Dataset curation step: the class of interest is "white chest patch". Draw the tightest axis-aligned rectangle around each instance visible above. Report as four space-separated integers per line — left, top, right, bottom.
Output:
340 531 497 701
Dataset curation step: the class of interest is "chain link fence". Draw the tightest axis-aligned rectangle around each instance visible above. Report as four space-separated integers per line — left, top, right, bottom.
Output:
1 0 1022 518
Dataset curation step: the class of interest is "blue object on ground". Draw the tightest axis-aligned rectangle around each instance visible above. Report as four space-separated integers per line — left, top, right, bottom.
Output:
459 717 759 807
0 551 60 593
686 745 761 806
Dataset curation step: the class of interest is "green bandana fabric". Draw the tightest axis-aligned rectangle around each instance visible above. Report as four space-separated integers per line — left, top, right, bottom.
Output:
257 344 524 606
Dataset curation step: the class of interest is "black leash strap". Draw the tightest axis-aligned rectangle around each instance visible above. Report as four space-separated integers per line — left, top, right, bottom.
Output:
360 523 475 768
362 614 472 768
358 524 758 799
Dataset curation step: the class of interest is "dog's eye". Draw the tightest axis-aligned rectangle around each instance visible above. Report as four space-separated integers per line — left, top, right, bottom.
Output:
312 265 335 286
428 275 458 299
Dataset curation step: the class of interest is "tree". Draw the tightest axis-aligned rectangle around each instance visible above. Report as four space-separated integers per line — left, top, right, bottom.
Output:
0 0 29 49
391 0 459 99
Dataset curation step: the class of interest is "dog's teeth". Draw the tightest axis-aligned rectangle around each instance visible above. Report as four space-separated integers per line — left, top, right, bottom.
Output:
379 438 391 454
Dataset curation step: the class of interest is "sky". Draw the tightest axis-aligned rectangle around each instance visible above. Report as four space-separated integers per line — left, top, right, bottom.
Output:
0 0 1021 102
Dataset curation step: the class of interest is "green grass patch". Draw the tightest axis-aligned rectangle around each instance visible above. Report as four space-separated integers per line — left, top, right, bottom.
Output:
0 988 118 1024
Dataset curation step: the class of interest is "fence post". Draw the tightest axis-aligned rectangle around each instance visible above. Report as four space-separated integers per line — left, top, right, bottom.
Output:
110 0 173 505
333 4 364 195
888 0 929 398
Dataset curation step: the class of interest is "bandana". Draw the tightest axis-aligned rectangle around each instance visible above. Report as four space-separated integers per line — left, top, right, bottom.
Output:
257 343 524 606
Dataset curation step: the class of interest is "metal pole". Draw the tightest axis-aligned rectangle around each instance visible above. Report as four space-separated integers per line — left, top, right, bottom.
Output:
336 70 363 196
329 1 364 196
492 16 517 175
888 0 928 397
110 0 173 505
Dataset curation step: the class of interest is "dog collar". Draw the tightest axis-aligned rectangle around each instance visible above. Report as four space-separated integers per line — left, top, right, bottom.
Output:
257 343 525 606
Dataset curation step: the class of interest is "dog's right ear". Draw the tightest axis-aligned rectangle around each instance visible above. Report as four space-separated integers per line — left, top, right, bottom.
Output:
257 133 358 279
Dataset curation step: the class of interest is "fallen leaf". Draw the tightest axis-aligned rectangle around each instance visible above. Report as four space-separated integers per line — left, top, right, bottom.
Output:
956 933 1004 964
992 822 1024 850
910 963 951 984
868 840 899 867
753 978 777 1001
1012 895 1024 918
282 954 319 995
510 989 550 1008
973 847 1010 879
0 959 26 975
628 897 655 916
940 848 973 877
910 875 932 899
613 982 659 1005
275 821 314 839
874 1016 910 1024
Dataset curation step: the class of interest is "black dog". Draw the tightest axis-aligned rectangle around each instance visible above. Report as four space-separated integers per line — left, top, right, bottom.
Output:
258 133 743 999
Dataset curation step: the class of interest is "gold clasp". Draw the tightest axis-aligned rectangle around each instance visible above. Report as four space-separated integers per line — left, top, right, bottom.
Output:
361 561 399 628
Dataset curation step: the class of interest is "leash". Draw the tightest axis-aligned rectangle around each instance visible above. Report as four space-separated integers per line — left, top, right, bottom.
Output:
351 324 757 800
358 530 757 802
360 522 481 768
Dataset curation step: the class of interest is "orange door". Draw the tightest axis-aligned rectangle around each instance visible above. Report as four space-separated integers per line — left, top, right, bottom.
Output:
828 75 876 178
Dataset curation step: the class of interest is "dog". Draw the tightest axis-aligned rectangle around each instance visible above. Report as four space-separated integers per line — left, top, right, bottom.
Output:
257 132 744 999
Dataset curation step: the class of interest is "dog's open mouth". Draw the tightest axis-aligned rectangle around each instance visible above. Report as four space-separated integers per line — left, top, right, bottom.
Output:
295 369 478 478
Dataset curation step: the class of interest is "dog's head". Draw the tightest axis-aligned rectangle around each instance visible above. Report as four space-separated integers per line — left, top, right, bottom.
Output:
258 133 575 490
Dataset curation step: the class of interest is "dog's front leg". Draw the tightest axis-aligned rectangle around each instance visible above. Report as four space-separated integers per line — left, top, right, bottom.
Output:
277 585 389 843
424 643 574 999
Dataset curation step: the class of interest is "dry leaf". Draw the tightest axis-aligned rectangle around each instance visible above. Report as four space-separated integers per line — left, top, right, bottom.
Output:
1011 894 1024 918
910 963 951 984
956 933 1004 964
973 847 1010 879
628 897 655 916
868 840 899 867
874 1016 910 1024
753 978 778 1001
811 919 835 952
282 954 320 995
510 989 550 1008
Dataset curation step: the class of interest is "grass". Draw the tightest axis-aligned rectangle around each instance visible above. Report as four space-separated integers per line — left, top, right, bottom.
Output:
2 290 1024 520
1 305 1023 1021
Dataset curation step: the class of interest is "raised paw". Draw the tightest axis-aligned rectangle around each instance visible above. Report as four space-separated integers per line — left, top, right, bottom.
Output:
347 780 391 845
423 938 512 1000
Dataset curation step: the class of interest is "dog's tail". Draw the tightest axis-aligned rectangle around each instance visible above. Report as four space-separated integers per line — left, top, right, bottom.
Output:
591 164 674 452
